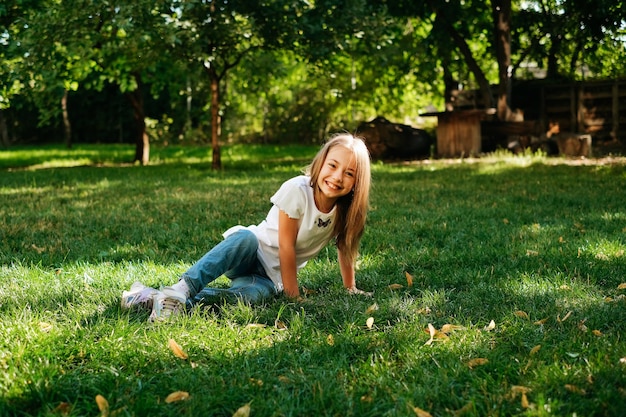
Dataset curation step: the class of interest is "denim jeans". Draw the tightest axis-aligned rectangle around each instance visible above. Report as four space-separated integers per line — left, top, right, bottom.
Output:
180 229 277 307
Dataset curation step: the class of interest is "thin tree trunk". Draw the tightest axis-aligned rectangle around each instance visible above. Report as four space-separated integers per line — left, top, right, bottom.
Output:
208 66 222 170
491 0 513 120
430 2 494 109
127 74 150 165
0 109 9 148
61 89 72 148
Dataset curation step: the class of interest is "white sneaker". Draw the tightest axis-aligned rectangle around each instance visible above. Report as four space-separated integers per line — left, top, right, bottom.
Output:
121 282 159 310
149 287 187 322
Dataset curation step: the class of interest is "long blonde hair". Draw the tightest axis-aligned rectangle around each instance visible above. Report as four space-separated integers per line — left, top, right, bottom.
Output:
305 133 371 266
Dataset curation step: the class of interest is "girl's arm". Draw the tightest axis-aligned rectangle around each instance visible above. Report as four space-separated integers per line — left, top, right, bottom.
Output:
338 249 372 296
278 209 300 298
338 248 356 290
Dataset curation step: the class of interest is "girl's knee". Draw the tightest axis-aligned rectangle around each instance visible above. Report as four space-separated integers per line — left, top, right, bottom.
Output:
230 229 258 252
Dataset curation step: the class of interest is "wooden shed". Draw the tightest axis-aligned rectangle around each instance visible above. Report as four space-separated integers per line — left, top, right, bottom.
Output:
420 109 495 157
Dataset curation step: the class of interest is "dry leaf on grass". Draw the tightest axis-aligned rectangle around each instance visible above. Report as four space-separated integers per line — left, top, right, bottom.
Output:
514 310 529 320
467 358 489 369
405 271 414 287
558 311 573 323
440 324 465 334
365 303 379 315
53 402 72 416
95 395 109 416
520 393 530 409
388 283 404 290
275 320 288 330
366 317 375 329
327 334 335 345
530 345 541 355
617 283 626 290
453 402 474 416
246 323 267 329
483 320 496 331
165 391 190 403
564 384 586 395
411 406 433 417
168 338 188 360
424 323 436 346
232 402 251 417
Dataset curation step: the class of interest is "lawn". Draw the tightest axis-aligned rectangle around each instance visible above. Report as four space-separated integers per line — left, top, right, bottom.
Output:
1 144 625 416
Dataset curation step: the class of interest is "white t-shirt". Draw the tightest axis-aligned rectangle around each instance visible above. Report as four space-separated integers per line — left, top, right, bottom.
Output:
223 175 336 292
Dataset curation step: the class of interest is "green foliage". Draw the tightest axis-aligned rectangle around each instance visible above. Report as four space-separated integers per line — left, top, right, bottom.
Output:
1 146 626 416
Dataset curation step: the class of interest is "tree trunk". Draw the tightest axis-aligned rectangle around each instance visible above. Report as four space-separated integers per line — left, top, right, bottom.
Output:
431 3 494 109
0 109 9 148
127 74 150 165
61 89 72 148
491 0 513 120
207 66 222 170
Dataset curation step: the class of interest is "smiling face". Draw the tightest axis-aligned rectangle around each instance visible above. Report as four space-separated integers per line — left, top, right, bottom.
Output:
315 145 357 210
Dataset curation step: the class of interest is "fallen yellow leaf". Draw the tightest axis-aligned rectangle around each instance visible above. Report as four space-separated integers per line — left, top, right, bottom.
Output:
534 318 548 325
366 317 374 329
249 378 263 386
278 375 291 383
558 311 573 323
168 339 188 360
365 303 379 315
388 283 404 290
511 385 531 395
530 345 541 355
521 392 530 408
326 334 335 345
425 323 436 346
412 406 432 417
39 322 53 332
564 384 586 395
165 391 190 403
232 402 251 417
617 283 626 290
405 271 414 287
95 395 109 416
302 287 317 295
440 324 464 334
483 320 496 331
246 323 267 329
514 310 529 320
453 402 474 415
53 402 72 416
467 358 489 369
592 329 603 336
275 320 288 330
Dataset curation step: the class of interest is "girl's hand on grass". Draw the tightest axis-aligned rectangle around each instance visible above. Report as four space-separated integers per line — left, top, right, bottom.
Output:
347 286 373 297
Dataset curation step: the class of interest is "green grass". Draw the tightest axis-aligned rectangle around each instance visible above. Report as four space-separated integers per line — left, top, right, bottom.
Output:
1 145 626 416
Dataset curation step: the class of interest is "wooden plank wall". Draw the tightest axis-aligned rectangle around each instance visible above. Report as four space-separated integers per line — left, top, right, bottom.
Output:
456 79 625 142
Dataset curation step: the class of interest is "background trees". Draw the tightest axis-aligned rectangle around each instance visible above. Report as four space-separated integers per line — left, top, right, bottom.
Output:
2 0 625 164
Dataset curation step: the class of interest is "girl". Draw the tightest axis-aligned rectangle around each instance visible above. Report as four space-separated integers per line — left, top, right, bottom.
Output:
122 133 372 321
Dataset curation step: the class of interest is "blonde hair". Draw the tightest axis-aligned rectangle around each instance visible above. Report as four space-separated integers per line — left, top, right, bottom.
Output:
305 133 371 266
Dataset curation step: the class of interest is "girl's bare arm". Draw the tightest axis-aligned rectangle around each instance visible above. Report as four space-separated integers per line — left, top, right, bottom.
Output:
278 209 300 298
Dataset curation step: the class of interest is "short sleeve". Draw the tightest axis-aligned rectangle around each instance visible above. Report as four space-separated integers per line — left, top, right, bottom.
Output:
270 176 309 219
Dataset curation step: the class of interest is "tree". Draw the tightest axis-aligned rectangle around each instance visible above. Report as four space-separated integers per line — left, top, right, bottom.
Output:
165 1 276 169
17 0 174 163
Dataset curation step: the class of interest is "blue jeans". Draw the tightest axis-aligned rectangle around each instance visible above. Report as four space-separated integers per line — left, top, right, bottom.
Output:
180 230 277 307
